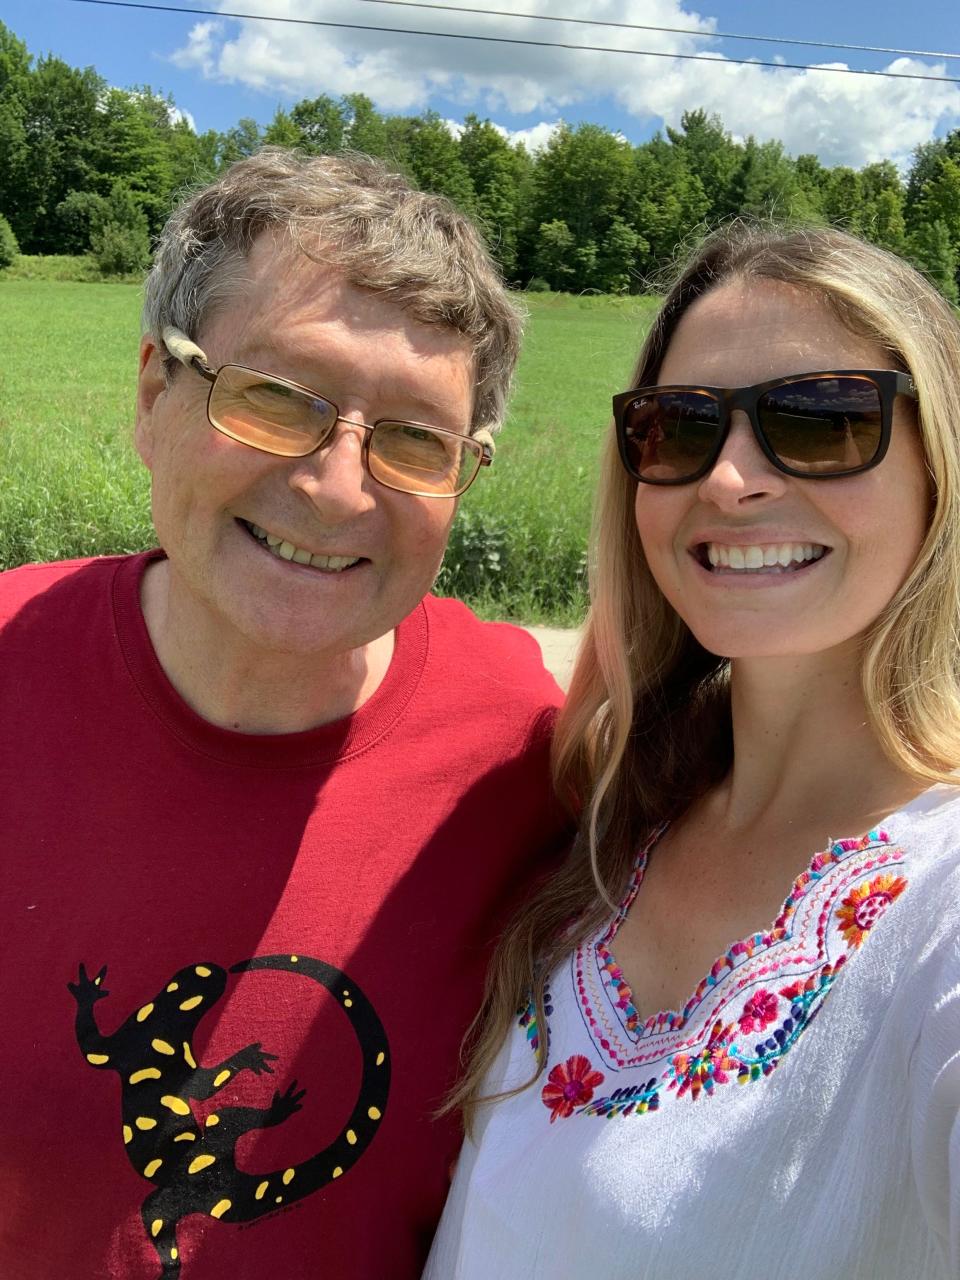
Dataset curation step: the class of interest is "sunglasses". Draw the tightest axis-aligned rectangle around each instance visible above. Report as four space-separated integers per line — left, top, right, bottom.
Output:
161 327 492 499
613 369 918 486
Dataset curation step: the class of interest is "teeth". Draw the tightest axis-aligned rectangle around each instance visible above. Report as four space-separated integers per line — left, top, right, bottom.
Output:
703 542 826 573
243 522 361 572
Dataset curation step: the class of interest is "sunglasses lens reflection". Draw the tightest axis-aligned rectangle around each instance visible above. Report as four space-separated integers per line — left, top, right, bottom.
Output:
622 391 722 482
758 377 883 474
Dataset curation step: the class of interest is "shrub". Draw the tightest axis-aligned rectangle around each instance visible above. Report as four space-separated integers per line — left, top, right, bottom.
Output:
91 221 151 276
54 191 111 255
0 214 20 270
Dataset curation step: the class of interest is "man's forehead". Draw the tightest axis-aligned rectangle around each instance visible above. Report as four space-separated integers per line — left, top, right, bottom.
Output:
201 232 469 368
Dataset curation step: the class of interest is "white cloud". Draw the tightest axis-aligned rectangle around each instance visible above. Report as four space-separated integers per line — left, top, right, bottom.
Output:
168 0 960 167
493 120 562 153
167 105 197 131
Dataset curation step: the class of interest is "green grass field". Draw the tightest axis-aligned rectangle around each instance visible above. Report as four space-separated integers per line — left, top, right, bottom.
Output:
0 279 657 624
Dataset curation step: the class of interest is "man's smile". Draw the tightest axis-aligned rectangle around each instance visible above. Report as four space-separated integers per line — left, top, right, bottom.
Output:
239 519 365 572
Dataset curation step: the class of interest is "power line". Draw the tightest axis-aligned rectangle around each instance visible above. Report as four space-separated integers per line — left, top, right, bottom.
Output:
352 0 960 64
67 0 960 85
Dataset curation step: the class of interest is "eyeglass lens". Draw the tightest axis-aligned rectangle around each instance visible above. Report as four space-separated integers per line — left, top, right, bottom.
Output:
208 365 477 496
622 376 884 482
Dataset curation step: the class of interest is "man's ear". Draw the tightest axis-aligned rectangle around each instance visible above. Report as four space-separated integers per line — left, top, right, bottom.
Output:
135 337 166 470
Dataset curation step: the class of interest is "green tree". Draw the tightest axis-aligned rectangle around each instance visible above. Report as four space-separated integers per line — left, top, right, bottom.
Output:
405 113 475 211
820 167 863 231
666 109 741 219
289 95 346 154
907 217 959 303
0 211 19 268
532 218 576 289
53 189 109 253
727 137 804 219
596 216 648 293
216 116 261 169
629 134 708 272
263 107 302 149
459 114 524 275
90 180 150 275
343 94 387 157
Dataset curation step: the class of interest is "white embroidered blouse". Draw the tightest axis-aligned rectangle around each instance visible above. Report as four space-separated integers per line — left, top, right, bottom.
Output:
425 785 960 1280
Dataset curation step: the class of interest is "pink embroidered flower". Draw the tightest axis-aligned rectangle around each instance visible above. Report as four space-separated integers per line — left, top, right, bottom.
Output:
738 989 779 1035
836 873 908 947
541 1054 605 1122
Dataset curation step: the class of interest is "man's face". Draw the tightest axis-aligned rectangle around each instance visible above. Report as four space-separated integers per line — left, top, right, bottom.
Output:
135 236 475 662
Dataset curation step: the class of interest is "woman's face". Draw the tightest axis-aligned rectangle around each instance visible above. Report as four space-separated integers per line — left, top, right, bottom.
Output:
633 279 931 661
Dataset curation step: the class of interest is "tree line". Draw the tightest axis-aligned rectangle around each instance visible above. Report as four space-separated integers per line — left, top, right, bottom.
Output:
2 19 959 298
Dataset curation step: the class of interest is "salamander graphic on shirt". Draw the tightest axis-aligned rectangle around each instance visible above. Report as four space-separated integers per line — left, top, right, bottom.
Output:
69 954 390 1278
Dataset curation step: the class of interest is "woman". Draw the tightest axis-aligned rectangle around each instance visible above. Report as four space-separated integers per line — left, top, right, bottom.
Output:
426 224 960 1278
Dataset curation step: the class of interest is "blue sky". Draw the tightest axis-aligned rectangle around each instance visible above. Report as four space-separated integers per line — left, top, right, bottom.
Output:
5 0 960 167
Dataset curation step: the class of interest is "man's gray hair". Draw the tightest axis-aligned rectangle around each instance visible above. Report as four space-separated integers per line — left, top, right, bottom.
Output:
142 148 523 433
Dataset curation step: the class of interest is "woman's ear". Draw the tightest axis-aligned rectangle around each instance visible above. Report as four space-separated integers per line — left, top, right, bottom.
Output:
135 337 166 470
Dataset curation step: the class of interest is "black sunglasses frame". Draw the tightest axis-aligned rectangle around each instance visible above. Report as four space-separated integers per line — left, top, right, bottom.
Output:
613 369 918 486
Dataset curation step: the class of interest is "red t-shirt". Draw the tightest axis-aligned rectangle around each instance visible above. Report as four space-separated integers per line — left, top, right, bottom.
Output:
0 552 569 1280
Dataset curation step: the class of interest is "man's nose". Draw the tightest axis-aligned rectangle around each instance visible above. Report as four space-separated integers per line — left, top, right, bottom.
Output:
287 418 378 518
696 412 788 510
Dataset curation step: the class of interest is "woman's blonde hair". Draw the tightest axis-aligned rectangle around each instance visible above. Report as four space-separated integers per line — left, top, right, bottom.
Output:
451 221 960 1132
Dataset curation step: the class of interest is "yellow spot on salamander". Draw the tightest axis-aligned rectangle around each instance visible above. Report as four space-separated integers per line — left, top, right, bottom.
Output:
213 1070 231 1087
94 974 102 986
152 1039 175 1056
368 1106 381 1121
255 1181 269 1201
136 1116 157 1131
188 1154 216 1174
195 966 212 978
344 999 353 1008
166 981 179 993
144 1159 163 1177
130 1068 162 1084
151 1219 163 1238
282 1168 295 1185
332 1167 343 1179
346 1129 357 1145
275 1195 283 1204
86 1052 109 1065
290 955 299 963
137 1003 155 1022
205 1114 220 1127
123 1125 133 1144
210 1199 231 1219
171 1249 178 1262
342 989 350 997
183 1043 196 1069
161 1095 191 1116
174 1133 195 1143
179 995 203 1011
376 1052 385 1066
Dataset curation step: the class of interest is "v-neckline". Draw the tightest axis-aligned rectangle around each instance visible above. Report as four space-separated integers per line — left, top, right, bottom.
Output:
574 822 908 1071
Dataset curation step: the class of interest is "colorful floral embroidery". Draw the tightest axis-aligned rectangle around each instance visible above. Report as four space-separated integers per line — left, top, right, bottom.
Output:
836 873 908 947
668 1020 738 1100
737 988 779 1035
533 827 910 1122
541 1055 605 1122
518 986 553 1054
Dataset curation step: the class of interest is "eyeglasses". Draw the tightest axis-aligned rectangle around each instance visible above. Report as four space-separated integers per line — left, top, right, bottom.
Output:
161 326 493 499
613 369 918 486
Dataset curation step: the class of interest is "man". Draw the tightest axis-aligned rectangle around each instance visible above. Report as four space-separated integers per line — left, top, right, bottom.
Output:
0 150 568 1279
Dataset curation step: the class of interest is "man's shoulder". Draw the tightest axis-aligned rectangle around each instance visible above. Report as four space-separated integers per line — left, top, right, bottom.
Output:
0 554 130 626
422 594 563 707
